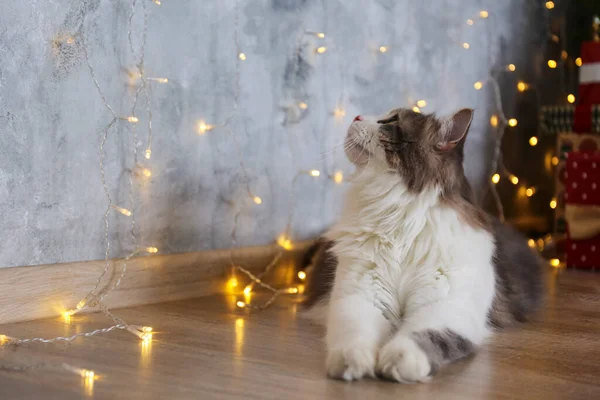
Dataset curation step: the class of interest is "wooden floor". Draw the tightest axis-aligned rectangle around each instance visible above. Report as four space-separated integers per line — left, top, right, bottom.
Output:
1 268 599 400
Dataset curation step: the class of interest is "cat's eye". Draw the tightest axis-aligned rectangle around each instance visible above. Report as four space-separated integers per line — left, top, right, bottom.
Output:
377 114 399 124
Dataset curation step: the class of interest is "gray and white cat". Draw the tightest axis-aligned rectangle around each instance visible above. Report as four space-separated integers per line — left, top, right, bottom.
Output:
304 108 543 383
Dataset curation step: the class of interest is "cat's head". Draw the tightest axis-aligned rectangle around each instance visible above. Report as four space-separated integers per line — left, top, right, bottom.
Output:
345 108 473 193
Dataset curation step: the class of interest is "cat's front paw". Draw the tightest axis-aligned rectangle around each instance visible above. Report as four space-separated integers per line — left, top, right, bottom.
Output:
326 344 376 381
376 335 432 383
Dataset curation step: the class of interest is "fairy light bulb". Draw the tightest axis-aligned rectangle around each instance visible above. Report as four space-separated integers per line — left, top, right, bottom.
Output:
492 174 500 184
333 107 345 118
148 77 169 83
550 258 560 267
550 198 557 209
508 118 518 127
142 168 152 177
527 239 536 248
142 326 153 333
466 19 474 25
379 46 388 53
299 102 308 110
526 187 536 197
333 170 343 184
125 325 152 341
111 205 132 216
547 60 557 68
412 106 421 113
144 149 152 159
551 156 559 166
567 94 576 103
62 311 72 323
196 120 213 135
243 286 252 295
143 247 158 253
309 169 321 177
298 271 307 280
529 136 538 146
236 301 246 308
252 195 262 205
153 0 161 4
551 34 560 43
317 32 325 38
417 100 427 108
575 57 582 67
474 81 483 90
277 234 293 250
284 287 299 294
238 53 246 61
517 81 528 92
81 370 95 379
509 175 519 185
507 64 516 71
316 46 327 54
227 277 239 292
479 10 489 18
490 115 498 127
545 1 555 9
462 42 470 49
127 116 139 123
561 50 568 60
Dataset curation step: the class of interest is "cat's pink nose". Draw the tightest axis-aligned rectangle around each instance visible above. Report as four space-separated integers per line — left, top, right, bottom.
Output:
353 115 363 122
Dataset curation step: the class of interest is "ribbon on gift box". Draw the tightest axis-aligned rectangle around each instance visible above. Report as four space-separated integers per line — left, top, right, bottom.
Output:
565 205 600 240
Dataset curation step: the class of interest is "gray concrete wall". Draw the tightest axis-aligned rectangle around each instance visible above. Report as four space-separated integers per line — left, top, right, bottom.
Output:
0 0 540 267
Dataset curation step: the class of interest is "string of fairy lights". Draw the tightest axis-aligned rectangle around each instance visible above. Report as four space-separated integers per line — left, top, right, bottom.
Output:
1 0 566 385
484 0 575 264
222 7 332 309
1 0 161 383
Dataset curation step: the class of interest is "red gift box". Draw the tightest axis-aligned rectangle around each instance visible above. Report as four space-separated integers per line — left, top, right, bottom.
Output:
574 41 600 132
578 41 600 105
564 151 600 269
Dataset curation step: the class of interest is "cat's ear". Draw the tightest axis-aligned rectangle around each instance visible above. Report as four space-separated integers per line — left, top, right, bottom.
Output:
438 108 473 152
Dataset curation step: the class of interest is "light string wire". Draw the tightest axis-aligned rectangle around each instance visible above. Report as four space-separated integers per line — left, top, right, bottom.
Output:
226 9 333 309
462 4 560 256
480 4 554 227
225 0 294 309
1 0 159 374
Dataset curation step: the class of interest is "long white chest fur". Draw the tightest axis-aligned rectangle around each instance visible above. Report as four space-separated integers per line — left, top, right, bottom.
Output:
325 170 496 345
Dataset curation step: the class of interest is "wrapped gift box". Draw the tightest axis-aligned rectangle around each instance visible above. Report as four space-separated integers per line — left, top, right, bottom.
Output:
564 151 600 269
554 133 600 234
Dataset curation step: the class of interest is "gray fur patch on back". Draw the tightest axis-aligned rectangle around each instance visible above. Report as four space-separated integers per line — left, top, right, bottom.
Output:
412 329 475 376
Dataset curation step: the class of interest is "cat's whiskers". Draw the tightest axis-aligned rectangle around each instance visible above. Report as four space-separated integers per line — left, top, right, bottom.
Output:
348 140 372 181
317 137 359 163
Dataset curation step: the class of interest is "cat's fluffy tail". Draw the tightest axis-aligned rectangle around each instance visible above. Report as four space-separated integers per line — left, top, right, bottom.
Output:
301 238 337 310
